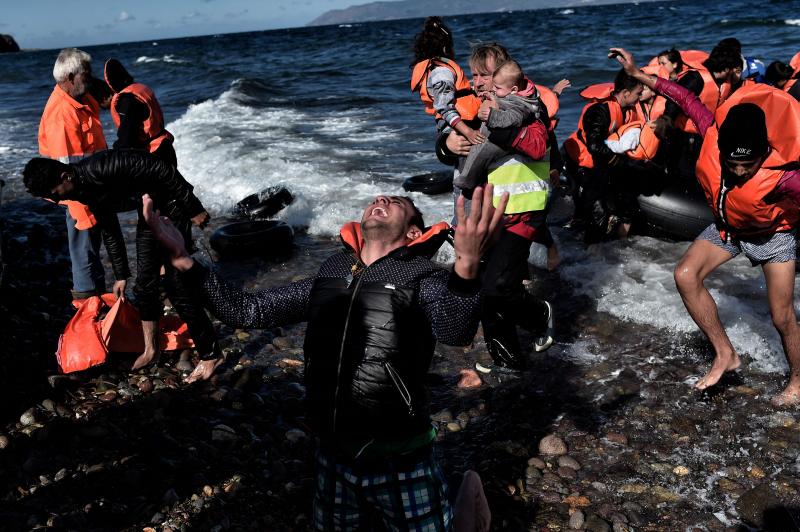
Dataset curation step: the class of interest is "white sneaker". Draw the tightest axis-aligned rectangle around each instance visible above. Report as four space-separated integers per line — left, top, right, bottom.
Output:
534 301 554 352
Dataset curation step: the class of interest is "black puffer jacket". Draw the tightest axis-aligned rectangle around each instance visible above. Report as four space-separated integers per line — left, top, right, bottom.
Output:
187 227 481 451
72 149 205 280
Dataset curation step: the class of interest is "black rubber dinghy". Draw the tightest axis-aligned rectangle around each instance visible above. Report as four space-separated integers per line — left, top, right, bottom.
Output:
236 186 294 220
402 171 453 195
637 179 714 241
210 220 294 257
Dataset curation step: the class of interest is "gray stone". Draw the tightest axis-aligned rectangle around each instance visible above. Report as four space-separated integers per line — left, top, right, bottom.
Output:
528 457 547 469
584 514 611 532
558 455 581 470
20 408 37 426
211 424 238 442
569 509 585 529
539 434 568 456
285 428 307 443
0 435 8 450
735 483 787 529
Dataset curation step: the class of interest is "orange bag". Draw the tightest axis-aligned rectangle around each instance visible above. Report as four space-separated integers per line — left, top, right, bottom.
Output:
57 294 195 373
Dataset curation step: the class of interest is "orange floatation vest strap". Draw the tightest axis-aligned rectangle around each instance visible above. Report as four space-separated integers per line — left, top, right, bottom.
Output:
109 83 174 153
339 220 451 257
410 58 480 121
534 84 559 121
606 120 660 161
674 66 720 135
695 84 800 238
564 98 626 169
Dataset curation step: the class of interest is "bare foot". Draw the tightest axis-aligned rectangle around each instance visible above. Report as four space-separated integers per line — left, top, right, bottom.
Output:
546 245 561 271
132 350 159 371
695 352 741 390
457 369 482 389
770 387 800 408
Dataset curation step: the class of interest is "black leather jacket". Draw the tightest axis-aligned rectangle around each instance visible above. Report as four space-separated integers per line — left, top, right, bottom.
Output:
186 232 481 451
71 149 205 280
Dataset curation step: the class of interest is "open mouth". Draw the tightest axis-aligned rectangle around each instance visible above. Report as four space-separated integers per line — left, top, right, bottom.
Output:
371 206 388 218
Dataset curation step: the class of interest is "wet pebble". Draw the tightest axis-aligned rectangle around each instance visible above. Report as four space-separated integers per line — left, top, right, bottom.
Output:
20 408 37 426
558 455 581 470
528 457 547 469
203 485 214 497
40 399 56 412
539 491 562 503
569 509 585 529
539 434 568 456
211 424 238 442
431 409 453 423
612 522 631 532
285 428 307 443
584 514 611 532
673 465 690 476
99 390 117 402
0 435 8 450
272 337 293 350
446 422 461 432
137 378 154 394
604 432 628 445
558 466 577 480
525 466 541 479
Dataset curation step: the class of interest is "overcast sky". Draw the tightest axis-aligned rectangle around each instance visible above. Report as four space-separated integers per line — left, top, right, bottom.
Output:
4 0 362 50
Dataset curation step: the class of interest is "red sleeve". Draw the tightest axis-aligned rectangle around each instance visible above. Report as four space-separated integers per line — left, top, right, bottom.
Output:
773 170 800 205
654 77 715 136
511 120 548 160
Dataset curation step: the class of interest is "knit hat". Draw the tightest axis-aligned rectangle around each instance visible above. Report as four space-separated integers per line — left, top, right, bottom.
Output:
718 103 769 161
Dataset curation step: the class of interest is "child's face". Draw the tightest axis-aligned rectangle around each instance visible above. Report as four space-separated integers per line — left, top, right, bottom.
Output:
493 78 516 98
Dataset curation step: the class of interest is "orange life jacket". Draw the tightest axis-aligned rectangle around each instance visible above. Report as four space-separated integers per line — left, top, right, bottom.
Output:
647 50 709 80
110 83 174 153
790 51 800 75
606 120 660 161
410 58 480 121
674 67 721 135
635 95 666 122
695 84 800 239
38 85 107 230
339 220 451 260
534 84 559 129
564 97 627 169
57 294 194 373
579 83 614 101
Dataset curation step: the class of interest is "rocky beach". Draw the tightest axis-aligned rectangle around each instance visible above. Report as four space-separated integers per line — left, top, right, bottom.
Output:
0 196 798 531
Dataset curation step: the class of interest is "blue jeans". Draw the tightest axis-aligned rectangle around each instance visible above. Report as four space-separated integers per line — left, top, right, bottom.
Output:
66 209 105 298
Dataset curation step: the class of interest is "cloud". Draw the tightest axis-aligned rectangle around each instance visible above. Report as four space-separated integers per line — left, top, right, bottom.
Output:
118 11 135 22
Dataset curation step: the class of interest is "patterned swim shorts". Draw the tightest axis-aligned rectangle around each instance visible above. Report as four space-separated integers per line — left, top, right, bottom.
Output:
698 224 797 266
313 446 452 531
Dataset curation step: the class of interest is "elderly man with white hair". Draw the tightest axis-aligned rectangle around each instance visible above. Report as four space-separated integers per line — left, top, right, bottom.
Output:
38 48 127 301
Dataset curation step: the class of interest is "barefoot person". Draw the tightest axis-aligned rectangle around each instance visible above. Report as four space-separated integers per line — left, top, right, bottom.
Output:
143 184 507 529
22 150 218 382
611 47 800 406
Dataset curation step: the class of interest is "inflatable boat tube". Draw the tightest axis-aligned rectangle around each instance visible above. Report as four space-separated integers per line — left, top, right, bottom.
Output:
236 186 294 219
402 171 454 195
210 220 294 257
638 181 714 241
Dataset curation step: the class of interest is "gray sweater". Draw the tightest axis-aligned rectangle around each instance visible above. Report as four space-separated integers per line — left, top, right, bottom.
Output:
454 93 540 190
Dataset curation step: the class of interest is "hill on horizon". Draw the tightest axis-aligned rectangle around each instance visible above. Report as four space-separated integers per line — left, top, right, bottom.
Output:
308 0 662 26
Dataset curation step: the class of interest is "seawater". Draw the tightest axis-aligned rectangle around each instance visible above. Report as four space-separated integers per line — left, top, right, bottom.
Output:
1 0 799 373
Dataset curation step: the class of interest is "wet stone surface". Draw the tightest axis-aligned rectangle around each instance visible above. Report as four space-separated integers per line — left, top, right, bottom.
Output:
0 204 799 530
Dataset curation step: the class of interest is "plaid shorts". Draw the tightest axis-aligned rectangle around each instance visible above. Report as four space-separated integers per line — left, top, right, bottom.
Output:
698 224 797 266
313 446 452 531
